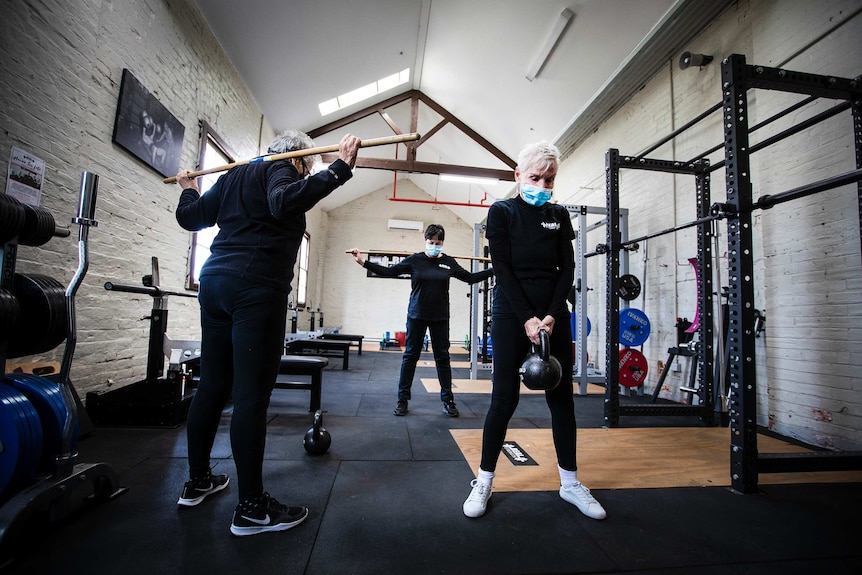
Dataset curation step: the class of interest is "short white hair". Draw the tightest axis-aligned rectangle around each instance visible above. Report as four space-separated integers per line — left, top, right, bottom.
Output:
267 129 321 169
517 141 560 173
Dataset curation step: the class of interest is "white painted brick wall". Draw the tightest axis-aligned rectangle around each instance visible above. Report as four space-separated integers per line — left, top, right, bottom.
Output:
1 0 272 395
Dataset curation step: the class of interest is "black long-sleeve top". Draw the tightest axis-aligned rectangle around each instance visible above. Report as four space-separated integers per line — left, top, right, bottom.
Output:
363 253 494 321
486 196 574 324
175 158 353 293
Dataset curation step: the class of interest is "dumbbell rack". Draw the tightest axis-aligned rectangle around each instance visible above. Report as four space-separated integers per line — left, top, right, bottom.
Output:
0 172 126 563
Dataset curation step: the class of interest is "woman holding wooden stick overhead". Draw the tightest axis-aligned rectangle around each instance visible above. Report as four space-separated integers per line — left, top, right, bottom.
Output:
350 224 493 418
173 130 361 537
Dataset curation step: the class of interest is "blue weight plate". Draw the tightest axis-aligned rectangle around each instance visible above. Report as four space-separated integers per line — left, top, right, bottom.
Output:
0 384 25 495
619 308 651 346
571 314 592 340
38 374 80 455
2 382 43 484
34 375 80 453
4 378 45 477
7 373 73 471
0 383 42 493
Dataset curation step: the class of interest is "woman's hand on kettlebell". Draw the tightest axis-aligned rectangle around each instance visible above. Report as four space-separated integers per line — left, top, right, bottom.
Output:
524 316 545 345
540 315 555 334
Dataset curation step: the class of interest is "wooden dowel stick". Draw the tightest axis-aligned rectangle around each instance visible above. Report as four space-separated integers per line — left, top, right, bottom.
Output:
345 249 491 262
163 132 421 184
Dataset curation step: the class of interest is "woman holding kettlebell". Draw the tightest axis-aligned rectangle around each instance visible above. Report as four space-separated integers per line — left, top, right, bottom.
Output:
462 141 606 521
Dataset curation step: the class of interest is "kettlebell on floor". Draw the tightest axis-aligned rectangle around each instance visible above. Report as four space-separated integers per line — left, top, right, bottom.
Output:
519 330 561 391
303 409 331 455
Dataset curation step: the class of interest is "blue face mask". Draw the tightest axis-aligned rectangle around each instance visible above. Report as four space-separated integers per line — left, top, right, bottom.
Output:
425 243 443 257
521 184 553 207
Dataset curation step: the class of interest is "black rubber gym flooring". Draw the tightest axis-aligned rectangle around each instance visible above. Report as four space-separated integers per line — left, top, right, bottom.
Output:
2 348 861 574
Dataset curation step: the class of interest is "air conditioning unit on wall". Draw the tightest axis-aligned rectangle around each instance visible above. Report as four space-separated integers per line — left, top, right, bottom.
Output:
387 219 424 232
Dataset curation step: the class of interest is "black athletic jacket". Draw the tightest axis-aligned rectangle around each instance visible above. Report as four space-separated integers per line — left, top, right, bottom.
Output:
364 253 494 321
176 158 353 293
486 196 574 323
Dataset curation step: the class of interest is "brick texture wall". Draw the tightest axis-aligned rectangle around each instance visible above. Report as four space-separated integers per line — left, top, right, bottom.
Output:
1 0 274 394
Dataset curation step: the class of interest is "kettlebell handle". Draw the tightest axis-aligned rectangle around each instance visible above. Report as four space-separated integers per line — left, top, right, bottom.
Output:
536 329 550 361
312 409 323 440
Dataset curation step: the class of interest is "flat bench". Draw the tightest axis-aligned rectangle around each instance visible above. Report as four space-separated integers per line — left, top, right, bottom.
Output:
275 355 329 412
284 339 350 370
318 333 365 355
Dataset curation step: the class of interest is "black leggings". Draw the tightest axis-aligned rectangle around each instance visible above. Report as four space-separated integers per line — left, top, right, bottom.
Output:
480 314 577 472
187 274 288 502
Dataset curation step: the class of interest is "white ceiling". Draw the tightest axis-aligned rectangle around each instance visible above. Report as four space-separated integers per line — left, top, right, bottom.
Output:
191 0 683 225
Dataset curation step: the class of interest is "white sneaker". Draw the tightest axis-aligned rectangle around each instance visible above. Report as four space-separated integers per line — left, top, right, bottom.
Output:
463 479 492 518
560 481 606 520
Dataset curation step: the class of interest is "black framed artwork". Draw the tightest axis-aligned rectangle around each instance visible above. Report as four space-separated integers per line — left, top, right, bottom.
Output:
112 69 185 178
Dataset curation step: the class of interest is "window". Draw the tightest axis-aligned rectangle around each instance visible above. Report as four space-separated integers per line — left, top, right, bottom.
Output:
318 68 410 115
187 122 234 290
296 232 310 308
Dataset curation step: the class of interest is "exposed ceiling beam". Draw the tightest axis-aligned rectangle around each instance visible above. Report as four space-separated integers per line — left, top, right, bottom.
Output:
319 154 515 180
309 89 516 175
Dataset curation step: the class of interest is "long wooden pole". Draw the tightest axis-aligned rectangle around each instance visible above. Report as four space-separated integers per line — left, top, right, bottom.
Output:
346 249 491 262
163 132 421 184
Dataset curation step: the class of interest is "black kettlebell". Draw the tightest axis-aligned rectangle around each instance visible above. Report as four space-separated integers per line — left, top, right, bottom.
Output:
519 330 562 391
303 409 331 455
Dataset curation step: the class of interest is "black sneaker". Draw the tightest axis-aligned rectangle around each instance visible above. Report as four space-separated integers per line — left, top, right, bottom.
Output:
177 472 230 507
230 493 309 537
393 400 408 416
442 401 460 417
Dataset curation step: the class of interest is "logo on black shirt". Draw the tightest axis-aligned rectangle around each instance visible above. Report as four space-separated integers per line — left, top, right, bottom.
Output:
438 264 451 270
541 221 560 230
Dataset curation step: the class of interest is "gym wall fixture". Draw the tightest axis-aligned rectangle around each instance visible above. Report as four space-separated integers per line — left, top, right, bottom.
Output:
679 52 714 70
86 257 200 427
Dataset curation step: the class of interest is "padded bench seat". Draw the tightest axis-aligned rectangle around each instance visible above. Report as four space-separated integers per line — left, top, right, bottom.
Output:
318 333 365 355
284 339 350 370
275 355 329 412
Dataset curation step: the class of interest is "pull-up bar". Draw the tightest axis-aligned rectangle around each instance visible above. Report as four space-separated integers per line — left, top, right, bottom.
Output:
687 95 819 165
755 168 862 210
708 100 851 173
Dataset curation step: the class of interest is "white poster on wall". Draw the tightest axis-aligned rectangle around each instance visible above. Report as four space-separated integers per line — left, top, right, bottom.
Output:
6 146 45 206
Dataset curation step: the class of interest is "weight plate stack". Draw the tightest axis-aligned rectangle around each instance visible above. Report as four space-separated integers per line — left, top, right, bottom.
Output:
18 204 56 247
6 373 79 472
6 273 67 358
0 194 27 244
0 287 21 328
0 382 43 501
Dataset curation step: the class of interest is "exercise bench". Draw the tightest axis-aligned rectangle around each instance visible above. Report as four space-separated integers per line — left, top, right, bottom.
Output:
318 333 365 355
284 339 350 370
275 355 328 412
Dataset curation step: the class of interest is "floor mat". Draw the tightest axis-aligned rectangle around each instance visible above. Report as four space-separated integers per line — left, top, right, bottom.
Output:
450 427 862 491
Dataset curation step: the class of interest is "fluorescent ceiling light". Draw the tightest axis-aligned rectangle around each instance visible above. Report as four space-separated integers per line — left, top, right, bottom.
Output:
439 174 499 185
319 68 410 116
526 8 574 82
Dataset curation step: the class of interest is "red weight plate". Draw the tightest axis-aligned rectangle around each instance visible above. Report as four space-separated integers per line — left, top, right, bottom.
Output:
619 347 649 388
